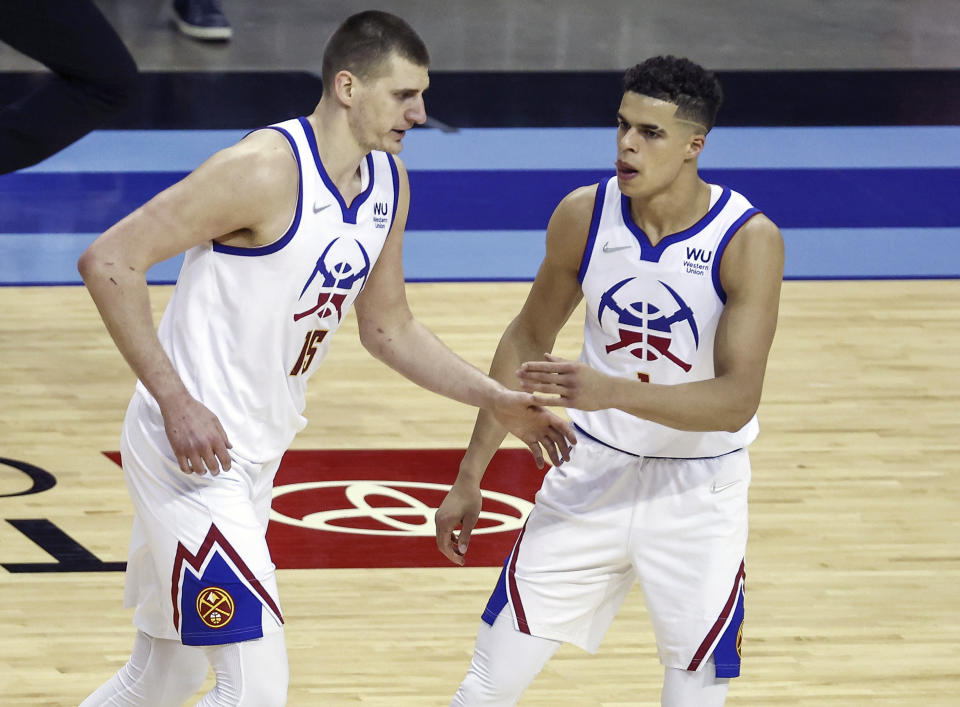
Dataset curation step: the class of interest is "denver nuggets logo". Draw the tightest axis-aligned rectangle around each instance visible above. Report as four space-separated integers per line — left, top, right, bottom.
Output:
736 621 743 658
294 237 371 323
598 278 699 372
196 586 235 629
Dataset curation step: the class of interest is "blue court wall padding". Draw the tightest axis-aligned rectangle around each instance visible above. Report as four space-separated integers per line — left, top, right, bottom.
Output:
4 228 959 286
405 168 960 230
1 168 958 234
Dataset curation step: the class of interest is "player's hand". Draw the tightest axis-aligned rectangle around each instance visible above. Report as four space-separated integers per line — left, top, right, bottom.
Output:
435 480 483 566
160 393 233 476
490 389 577 469
518 353 613 411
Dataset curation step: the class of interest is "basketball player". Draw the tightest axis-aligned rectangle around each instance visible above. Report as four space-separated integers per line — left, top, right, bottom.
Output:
435 56 784 706
76 11 575 706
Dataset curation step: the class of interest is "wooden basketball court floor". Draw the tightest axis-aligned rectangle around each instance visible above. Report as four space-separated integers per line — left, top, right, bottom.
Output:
1 277 958 705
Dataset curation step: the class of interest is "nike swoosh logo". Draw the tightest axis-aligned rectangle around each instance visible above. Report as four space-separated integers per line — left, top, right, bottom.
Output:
313 202 330 214
711 479 742 493
602 243 632 253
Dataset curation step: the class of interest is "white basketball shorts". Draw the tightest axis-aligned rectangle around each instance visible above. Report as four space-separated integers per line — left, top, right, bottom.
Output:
481 431 749 677
119 393 285 646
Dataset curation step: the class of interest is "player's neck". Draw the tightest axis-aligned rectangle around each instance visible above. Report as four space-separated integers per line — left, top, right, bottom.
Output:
628 172 711 245
305 104 366 202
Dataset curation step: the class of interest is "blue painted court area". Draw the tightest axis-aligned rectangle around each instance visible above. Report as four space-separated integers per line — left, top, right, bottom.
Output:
1 126 958 285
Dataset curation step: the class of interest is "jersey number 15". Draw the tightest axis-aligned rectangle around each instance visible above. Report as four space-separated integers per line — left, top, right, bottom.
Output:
290 329 328 376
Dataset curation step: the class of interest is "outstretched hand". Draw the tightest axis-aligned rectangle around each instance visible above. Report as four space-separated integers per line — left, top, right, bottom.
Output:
517 353 613 411
490 388 577 468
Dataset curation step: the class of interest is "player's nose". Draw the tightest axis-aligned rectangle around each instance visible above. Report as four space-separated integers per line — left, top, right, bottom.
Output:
407 95 427 126
618 127 640 152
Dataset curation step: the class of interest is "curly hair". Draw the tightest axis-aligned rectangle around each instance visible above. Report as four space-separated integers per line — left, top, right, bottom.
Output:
622 56 723 132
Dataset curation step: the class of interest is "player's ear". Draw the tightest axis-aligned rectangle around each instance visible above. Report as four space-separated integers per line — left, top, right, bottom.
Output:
334 70 356 106
685 133 705 160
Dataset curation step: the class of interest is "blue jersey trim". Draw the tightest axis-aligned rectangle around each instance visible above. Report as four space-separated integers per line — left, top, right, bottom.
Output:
212 125 303 257
387 153 400 233
572 423 640 456
713 572 746 678
712 208 762 303
572 423 744 460
577 181 606 284
300 116 375 225
481 555 511 626
621 187 732 263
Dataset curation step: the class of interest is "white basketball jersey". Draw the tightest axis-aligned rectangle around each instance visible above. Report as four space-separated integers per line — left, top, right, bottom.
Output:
568 177 762 458
136 117 398 462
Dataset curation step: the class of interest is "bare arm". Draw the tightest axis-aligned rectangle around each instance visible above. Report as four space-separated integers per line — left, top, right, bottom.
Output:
77 130 298 474
519 213 785 432
434 185 595 564
354 158 576 468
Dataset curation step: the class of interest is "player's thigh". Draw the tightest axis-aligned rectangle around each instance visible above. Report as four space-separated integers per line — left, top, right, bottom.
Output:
633 450 750 670
496 438 641 651
120 394 284 646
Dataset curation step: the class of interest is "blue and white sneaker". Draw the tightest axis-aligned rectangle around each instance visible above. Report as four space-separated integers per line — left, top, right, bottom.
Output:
172 0 233 41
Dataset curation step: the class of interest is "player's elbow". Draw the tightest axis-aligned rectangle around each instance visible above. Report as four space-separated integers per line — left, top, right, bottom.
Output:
721 393 760 432
357 319 392 362
77 244 100 283
721 410 755 433
77 236 129 287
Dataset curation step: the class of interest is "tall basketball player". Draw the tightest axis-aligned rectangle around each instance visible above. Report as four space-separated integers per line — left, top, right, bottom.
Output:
77 11 575 706
436 56 784 706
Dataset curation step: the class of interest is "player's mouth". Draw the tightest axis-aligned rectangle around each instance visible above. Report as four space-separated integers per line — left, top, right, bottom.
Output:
391 128 408 140
616 160 639 180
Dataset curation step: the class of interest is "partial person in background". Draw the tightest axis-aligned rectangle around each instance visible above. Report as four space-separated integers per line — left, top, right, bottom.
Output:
0 0 138 174
436 55 784 706
171 0 233 41
77 10 574 706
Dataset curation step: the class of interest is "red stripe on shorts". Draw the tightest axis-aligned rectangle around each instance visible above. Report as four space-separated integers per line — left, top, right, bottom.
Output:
507 525 531 634
687 560 746 671
171 523 284 631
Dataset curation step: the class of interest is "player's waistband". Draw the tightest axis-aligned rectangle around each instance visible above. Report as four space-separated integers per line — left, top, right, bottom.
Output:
571 423 743 461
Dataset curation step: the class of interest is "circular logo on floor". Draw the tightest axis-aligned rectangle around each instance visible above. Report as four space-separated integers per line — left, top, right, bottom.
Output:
270 480 532 536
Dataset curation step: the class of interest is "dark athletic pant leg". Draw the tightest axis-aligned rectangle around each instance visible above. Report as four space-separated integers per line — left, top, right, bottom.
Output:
0 0 139 173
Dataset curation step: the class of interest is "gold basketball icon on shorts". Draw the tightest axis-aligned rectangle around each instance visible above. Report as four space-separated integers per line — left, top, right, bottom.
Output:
736 621 743 657
196 586 235 629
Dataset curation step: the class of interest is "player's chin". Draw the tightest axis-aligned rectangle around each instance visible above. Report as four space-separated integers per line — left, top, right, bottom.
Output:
382 130 406 153
616 175 645 197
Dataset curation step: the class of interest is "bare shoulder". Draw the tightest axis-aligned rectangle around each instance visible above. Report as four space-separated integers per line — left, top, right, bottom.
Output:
736 212 783 246
551 183 600 228
544 183 601 261
199 129 299 195
166 128 300 245
721 212 785 296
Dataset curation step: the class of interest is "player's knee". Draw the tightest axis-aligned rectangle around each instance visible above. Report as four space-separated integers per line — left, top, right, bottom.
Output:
454 671 523 706
241 679 288 707
201 633 288 707
661 661 729 707
452 653 531 706
79 51 139 116
203 677 287 707
97 62 139 114
236 656 288 707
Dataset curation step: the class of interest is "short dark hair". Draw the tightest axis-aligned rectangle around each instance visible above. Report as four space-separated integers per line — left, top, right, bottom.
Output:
622 56 723 132
321 11 429 90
